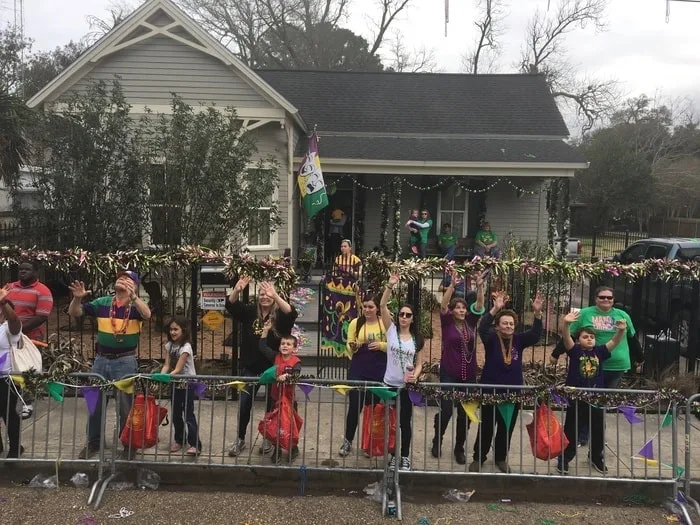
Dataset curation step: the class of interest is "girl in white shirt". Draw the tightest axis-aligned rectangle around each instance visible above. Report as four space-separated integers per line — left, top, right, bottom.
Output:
379 273 424 471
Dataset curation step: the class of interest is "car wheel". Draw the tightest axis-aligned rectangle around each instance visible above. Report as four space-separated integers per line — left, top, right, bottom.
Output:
670 308 692 357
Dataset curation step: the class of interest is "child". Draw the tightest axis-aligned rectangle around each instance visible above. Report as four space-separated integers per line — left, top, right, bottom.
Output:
556 311 626 475
161 316 201 455
437 222 458 260
405 210 420 255
406 210 433 259
258 320 303 463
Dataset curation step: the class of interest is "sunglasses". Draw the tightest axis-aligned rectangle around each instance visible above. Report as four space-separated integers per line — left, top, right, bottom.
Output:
398 312 414 318
597 295 614 300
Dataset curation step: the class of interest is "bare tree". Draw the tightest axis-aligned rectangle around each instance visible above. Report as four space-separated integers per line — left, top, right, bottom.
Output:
462 0 506 74
177 0 413 69
385 31 438 73
519 0 618 133
85 1 141 44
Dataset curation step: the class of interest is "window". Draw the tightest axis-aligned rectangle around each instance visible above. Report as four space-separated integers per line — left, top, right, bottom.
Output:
246 168 276 249
620 243 647 264
645 245 669 260
437 183 468 238
149 164 182 247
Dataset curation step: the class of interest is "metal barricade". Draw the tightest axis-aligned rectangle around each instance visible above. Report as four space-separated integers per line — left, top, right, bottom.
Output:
684 394 700 517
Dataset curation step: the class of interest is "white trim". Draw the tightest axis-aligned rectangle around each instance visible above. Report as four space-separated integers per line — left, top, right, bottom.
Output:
26 0 306 131
244 168 279 251
286 119 295 259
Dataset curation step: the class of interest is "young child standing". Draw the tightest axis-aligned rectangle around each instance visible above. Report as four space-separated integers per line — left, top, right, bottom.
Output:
556 310 626 475
160 316 201 455
258 320 303 463
437 222 458 260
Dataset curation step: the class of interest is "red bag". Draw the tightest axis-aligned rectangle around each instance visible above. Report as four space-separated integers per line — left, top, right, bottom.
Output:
120 394 168 449
258 397 304 451
361 404 396 457
526 404 569 460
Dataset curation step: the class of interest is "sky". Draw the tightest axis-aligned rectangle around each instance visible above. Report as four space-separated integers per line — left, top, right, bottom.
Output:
3 0 700 127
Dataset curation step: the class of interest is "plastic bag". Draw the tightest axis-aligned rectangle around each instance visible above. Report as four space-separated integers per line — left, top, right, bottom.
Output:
361 404 396 457
442 489 476 502
258 396 304 451
29 474 58 489
363 481 382 503
526 403 569 460
70 472 90 488
136 468 160 490
120 394 168 450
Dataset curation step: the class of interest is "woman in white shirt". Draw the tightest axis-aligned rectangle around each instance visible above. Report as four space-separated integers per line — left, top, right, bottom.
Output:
0 288 24 458
379 273 424 471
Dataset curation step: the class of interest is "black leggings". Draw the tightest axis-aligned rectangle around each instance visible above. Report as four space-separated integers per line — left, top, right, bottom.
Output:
396 389 413 458
473 403 521 463
344 384 378 442
0 379 20 453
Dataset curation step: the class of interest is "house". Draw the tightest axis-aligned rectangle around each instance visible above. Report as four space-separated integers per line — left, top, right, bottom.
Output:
25 0 586 260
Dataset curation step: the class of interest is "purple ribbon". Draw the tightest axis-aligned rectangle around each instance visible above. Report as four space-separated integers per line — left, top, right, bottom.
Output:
618 405 644 424
191 382 207 399
408 390 426 407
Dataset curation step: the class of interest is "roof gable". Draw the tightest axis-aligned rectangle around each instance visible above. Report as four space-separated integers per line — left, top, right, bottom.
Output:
26 0 301 125
257 70 570 137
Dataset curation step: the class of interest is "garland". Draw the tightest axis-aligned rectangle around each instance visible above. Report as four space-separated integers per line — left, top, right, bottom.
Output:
547 179 558 250
0 245 298 295
379 189 389 253
330 175 542 195
559 179 571 259
392 177 402 260
353 181 365 254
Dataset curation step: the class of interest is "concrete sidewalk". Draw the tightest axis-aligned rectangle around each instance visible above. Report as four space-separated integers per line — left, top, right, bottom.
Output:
7 388 700 483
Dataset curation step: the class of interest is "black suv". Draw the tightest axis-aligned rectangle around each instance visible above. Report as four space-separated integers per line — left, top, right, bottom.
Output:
602 238 700 366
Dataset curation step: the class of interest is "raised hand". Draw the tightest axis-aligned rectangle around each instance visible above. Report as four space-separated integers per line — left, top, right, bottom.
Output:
235 275 251 292
493 291 506 311
449 268 461 285
259 281 278 298
388 273 400 287
615 319 627 331
563 310 580 324
68 281 91 299
531 291 544 314
0 285 10 304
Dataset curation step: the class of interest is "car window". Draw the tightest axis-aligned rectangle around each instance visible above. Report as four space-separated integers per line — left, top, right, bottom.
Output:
620 243 647 263
677 247 700 261
645 245 669 260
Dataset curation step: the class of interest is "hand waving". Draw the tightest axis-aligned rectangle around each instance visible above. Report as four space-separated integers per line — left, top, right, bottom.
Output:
563 310 580 324
531 291 544 314
68 281 91 299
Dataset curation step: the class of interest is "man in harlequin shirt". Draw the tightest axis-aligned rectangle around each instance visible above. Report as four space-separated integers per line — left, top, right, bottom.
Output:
6 260 54 420
68 271 151 460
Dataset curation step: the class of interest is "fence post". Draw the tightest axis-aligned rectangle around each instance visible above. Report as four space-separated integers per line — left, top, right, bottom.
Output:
591 228 598 259
190 263 199 356
624 229 630 248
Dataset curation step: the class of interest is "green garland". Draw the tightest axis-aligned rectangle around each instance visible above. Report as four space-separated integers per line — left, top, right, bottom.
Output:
379 189 389 253
392 177 402 260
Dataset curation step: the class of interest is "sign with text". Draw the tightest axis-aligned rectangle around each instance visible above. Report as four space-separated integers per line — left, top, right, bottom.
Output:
202 310 225 331
200 290 226 311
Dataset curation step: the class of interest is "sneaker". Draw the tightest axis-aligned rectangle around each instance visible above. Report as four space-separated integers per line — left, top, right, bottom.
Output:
577 439 588 448
454 449 466 465
495 461 512 473
169 443 182 453
228 438 246 457
258 438 272 455
592 458 608 474
186 446 199 456
289 446 299 463
78 443 100 459
556 459 568 474
468 460 482 473
338 438 353 457
20 404 33 420
399 457 411 471
388 455 397 469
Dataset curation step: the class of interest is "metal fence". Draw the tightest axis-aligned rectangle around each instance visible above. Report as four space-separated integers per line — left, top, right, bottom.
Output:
2 372 697 518
582 229 649 260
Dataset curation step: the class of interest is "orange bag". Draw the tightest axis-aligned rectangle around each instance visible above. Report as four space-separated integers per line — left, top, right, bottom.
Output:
258 397 304 451
526 404 569 460
120 394 168 449
361 404 396 457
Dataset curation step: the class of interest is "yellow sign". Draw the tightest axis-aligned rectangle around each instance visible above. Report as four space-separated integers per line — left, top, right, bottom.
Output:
202 310 225 331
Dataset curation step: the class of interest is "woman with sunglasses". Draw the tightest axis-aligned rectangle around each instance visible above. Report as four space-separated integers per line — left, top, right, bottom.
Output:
379 273 425 470
431 268 486 465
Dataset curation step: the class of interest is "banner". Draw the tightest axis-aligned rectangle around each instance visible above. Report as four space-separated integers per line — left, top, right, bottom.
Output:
297 133 329 218
320 274 359 357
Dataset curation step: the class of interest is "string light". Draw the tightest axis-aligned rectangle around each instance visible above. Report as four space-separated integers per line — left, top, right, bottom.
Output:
328 175 537 194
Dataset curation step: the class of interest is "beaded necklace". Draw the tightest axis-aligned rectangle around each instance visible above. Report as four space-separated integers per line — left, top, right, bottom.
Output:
109 297 132 343
396 328 415 373
455 320 474 380
497 334 513 365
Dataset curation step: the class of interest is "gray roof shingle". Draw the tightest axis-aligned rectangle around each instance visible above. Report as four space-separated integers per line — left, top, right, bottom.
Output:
298 135 585 164
257 70 570 137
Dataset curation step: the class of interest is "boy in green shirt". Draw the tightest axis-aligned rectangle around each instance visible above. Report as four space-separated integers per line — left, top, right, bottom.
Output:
437 222 457 260
474 222 501 258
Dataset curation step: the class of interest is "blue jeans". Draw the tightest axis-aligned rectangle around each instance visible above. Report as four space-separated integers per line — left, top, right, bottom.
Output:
88 354 137 447
441 245 456 261
419 242 427 259
474 245 501 259
237 367 273 440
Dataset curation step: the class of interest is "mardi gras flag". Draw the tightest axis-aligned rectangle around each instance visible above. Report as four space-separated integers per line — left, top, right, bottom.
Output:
320 274 359 357
297 133 328 218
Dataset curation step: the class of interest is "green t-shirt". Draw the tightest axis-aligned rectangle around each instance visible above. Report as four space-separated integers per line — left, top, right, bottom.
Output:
475 229 497 246
438 232 457 248
569 306 635 372
414 219 432 244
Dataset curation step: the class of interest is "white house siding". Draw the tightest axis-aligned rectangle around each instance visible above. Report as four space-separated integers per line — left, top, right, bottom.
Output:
248 125 291 256
62 35 274 109
484 178 548 244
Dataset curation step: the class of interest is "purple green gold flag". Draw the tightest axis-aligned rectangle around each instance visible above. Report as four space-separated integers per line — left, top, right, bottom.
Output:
297 133 328 219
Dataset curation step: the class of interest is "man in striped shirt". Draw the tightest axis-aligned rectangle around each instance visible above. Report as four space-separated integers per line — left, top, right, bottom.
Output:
69 271 151 460
7 260 54 420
